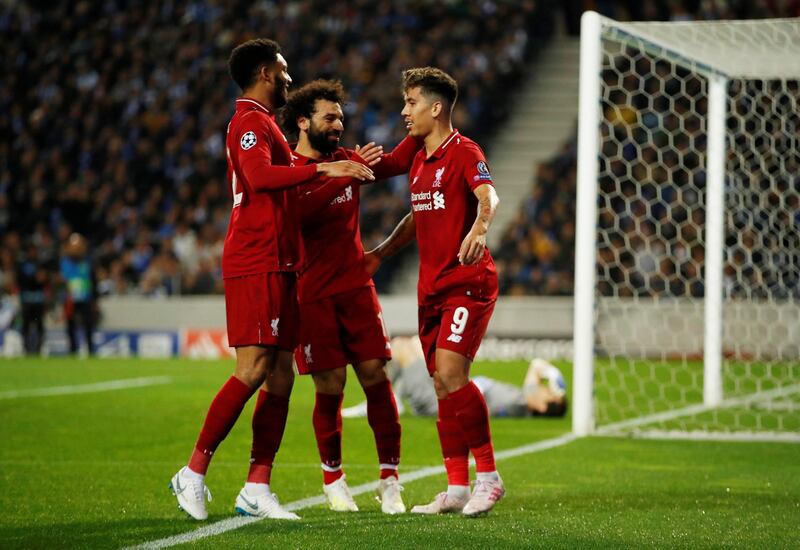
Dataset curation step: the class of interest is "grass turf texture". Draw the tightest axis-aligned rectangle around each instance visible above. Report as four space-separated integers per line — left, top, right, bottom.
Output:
0 358 798 549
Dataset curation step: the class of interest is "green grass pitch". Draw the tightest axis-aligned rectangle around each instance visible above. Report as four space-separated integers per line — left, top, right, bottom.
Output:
1 357 798 549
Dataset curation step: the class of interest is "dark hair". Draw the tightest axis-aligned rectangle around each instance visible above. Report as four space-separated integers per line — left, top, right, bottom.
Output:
228 38 281 91
402 66 458 110
532 397 568 418
280 79 346 136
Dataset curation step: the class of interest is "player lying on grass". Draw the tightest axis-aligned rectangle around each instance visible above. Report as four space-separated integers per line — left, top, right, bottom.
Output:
343 337 568 419
170 38 373 522
366 67 504 516
280 79 422 514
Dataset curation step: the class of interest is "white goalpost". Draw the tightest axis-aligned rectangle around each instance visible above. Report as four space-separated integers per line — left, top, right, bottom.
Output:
573 12 800 440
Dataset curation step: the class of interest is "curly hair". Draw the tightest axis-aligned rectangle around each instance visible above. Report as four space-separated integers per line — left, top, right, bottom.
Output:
279 79 346 137
401 66 458 110
228 38 281 91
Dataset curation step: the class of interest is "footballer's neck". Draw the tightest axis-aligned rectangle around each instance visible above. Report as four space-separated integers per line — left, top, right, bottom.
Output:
295 135 322 161
241 85 276 112
424 120 454 157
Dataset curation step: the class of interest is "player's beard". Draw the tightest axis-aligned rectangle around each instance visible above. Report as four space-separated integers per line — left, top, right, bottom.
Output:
307 123 340 156
272 73 289 108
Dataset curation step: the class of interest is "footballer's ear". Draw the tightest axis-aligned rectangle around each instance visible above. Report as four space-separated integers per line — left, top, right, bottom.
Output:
258 64 274 84
297 116 310 132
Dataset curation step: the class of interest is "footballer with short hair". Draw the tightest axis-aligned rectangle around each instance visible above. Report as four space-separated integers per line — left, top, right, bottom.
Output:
367 66 504 516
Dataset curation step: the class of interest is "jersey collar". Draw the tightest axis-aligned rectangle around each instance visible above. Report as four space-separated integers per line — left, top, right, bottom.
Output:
426 129 460 161
235 97 273 116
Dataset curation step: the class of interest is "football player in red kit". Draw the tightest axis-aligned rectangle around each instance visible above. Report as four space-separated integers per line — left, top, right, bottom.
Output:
366 67 504 516
169 39 373 521
280 79 421 514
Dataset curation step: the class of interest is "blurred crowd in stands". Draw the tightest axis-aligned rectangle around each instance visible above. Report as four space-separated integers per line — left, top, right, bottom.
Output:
0 0 554 329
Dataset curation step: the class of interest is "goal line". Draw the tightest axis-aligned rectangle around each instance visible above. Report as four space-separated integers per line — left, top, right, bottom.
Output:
595 383 800 442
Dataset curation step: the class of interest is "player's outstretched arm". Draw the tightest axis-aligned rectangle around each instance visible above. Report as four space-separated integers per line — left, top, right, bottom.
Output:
369 135 423 180
317 160 375 181
364 210 416 276
458 183 499 265
352 136 421 180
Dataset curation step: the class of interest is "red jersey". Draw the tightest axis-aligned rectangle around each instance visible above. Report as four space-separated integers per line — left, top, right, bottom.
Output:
295 136 421 303
409 130 498 305
222 98 318 279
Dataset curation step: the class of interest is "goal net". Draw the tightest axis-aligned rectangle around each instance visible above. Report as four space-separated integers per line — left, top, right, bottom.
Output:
573 13 800 440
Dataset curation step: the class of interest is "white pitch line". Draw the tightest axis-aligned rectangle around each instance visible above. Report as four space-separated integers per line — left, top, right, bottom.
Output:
595 382 800 435
126 432 578 550
602 429 800 443
0 376 172 399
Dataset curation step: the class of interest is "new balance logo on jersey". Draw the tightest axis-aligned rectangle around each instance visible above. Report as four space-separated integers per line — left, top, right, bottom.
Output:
433 191 445 210
271 318 280 336
446 333 463 343
331 185 353 205
304 344 313 364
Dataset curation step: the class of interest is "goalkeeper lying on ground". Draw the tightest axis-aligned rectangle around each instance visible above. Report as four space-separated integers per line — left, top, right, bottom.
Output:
343 337 568 418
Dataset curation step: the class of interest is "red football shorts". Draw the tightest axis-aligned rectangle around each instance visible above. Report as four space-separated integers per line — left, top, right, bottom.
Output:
295 285 391 374
224 272 299 350
418 294 496 375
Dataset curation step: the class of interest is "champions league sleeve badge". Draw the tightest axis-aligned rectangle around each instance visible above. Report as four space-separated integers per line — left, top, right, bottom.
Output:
474 161 492 181
241 131 257 150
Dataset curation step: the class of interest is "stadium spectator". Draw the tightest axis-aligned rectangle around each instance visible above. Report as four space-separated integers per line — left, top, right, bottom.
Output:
60 233 98 355
15 243 52 355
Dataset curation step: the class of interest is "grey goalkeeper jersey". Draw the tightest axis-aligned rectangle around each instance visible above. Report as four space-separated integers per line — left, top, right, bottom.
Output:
393 359 528 417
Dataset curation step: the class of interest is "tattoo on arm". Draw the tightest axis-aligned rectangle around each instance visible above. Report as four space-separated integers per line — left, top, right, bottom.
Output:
474 185 499 233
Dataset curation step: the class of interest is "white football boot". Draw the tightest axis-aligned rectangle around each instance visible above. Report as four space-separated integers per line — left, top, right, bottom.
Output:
376 476 406 514
323 475 359 512
234 487 300 520
462 476 506 517
410 491 469 514
169 467 212 520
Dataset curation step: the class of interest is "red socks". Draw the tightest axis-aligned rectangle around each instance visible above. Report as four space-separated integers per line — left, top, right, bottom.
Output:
364 380 402 479
436 397 470 486
448 382 496 473
247 390 290 484
188 376 254 475
313 381 402 484
313 392 344 484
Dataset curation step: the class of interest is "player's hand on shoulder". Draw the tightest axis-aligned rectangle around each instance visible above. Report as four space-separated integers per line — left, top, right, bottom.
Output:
363 250 382 276
318 160 375 181
354 142 384 166
458 228 486 266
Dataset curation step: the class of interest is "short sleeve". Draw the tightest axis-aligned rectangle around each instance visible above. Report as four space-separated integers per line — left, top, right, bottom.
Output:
460 143 494 191
236 111 275 165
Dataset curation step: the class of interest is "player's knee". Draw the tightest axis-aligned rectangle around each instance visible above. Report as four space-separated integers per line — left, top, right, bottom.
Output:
433 373 450 400
264 350 296 395
234 349 273 389
436 363 470 394
313 368 347 394
354 360 387 387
